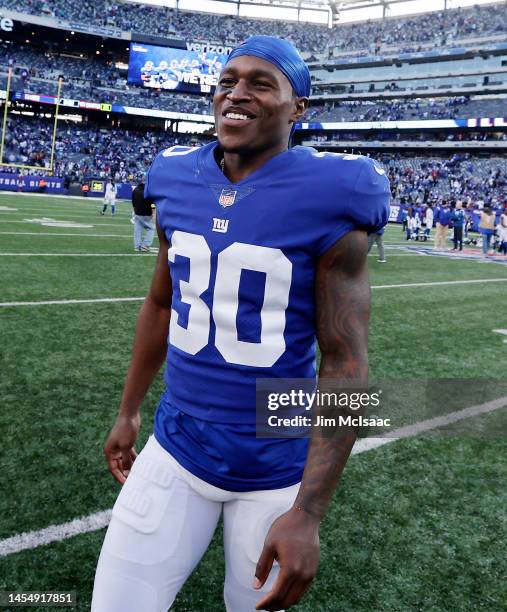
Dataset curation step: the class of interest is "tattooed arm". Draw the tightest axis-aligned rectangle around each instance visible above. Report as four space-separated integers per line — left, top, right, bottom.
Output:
254 231 370 611
295 229 370 517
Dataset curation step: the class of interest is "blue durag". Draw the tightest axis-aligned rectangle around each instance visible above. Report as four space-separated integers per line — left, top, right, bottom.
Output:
226 35 311 98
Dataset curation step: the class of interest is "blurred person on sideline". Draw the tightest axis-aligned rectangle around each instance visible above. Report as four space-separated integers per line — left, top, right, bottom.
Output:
101 179 117 216
479 204 496 256
401 206 408 233
132 180 155 252
407 208 421 240
496 207 507 255
368 227 386 262
423 203 433 241
405 207 413 240
451 201 465 251
434 200 451 250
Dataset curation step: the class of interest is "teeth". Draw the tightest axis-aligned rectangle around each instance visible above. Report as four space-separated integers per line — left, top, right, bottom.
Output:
225 113 250 120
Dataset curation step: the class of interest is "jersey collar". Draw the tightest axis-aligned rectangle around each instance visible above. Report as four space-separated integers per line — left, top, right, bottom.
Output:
197 140 295 188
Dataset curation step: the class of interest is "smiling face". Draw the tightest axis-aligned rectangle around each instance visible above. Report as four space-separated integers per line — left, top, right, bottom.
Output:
213 55 307 157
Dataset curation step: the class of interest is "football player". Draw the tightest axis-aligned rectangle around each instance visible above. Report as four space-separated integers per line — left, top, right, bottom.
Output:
100 179 117 216
92 35 390 612
155 59 180 90
140 59 155 84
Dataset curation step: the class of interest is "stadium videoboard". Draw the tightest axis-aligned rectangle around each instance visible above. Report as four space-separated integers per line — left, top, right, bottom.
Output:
128 42 228 94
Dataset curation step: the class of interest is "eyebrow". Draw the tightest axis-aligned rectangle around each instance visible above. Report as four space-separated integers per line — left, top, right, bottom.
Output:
219 67 279 84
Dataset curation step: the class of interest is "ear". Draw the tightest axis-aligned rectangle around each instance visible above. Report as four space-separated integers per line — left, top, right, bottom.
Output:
290 96 309 124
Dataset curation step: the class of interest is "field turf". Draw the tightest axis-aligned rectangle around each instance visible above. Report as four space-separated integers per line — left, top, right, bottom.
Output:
0 193 506 611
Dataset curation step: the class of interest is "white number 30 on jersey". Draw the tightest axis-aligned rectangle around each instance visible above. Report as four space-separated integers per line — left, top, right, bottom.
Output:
168 230 292 367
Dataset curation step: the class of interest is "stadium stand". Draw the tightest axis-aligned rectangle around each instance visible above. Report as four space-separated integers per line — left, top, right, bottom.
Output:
1 1 506 55
308 98 506 122
0 0 504 209
0 40 213 113
0 38 504 119
0 114 208 181
305 131 506 142
380 154 505 207
1 2 505 118
1 113 504 211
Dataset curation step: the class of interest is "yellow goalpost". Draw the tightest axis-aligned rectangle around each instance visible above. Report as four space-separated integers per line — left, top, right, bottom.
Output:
0 67 63 176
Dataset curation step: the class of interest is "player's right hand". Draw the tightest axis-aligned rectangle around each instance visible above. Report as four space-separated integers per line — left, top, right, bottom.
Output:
104 413 141 484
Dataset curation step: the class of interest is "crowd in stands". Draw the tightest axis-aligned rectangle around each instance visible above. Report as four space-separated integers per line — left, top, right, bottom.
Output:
1 38 504 122
0 2 505 195
380 153 506 210
307 130 507 143
0 115 211 182
306 97 506 122
2 1 506 56
0 41 213 113
1 115 504 211
0 43 123 88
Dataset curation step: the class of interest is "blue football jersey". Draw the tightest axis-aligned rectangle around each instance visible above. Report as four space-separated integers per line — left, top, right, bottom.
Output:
145 142 390 491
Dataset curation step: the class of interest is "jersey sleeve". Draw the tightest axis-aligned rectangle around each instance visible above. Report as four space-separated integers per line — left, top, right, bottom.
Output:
316 156 391 256
144 150 166 203
144 146 196 203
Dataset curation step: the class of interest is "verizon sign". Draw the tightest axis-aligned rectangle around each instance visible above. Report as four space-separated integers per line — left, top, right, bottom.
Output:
1 18 14 32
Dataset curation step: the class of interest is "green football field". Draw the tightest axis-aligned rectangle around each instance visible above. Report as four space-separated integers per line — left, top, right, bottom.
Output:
0 192 506 612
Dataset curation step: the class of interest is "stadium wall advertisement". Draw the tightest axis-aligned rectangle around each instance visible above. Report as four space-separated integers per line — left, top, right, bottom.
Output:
0 174 133 198
186 42 233 55
127 42 228 94
0 8 130 39
297 118 507 130
9 92 503 130
11 91 215 123
0 173 65 193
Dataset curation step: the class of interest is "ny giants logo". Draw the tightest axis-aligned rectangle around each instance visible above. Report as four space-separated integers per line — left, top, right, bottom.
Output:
212 218 229 233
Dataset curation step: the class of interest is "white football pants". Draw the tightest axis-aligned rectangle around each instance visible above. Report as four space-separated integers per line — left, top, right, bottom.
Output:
92 436 299 612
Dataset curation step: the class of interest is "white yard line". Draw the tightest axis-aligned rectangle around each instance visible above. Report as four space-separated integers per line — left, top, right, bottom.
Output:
0 209 131 215
352 394 507 454
0 511 112 558
0 232 131 238
0 219 131 226
373 278 507 289
0 192 130 202
0 253 156 257
1 278 506 308
0 297 145 307
1 395 505 558
493 329 507 344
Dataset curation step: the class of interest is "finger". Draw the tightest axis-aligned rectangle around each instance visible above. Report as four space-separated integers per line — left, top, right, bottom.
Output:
254 544 275 589
106 453 127 484
121 449 134 474
255 569 295 611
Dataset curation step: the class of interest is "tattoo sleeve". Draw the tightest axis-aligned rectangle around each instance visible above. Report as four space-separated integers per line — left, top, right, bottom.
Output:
294 230 370 520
